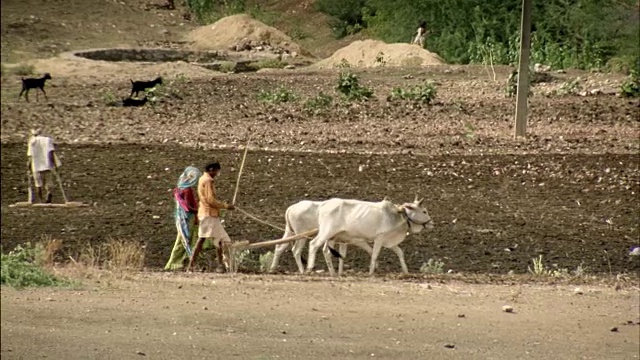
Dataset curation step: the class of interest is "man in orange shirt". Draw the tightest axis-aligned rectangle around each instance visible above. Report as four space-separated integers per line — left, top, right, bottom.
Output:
188 162 235 272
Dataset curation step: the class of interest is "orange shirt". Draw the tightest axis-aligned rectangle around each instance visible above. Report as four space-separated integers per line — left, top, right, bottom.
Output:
197 172 228 218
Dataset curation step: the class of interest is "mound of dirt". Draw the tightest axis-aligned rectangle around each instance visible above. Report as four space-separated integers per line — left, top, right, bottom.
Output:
185 14 310 57
312 40 445 68
27 53 219 84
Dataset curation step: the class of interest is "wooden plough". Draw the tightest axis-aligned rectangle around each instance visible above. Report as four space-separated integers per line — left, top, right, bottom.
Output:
226 229 318 273
10 169 89 208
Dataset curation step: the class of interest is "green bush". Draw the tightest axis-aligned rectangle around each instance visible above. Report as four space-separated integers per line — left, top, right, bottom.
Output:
319 0 638 71
419 258 445 274
315 0 369 38
258 87 298 103
388 81 437 104
1 243 70 289
336 72 373 101
620 71 640 98
259 251 274 272
186 0 245 24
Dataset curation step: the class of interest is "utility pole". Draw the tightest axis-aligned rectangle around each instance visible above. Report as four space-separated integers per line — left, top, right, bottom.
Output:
514 0 533 137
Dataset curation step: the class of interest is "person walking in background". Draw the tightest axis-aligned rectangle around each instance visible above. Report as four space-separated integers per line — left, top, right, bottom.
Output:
27 128 61 203
188 161 235 272
165 166 212 271
412 20 428 48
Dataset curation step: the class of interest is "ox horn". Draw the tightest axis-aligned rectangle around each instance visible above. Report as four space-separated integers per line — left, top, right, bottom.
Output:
417 198 425 206
414 193 419 203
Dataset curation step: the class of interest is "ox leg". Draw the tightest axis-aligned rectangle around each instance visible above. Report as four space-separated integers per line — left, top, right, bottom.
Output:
352 241 381 271
338 243 348 276
306 235 325 274
270 242 291 273
369 241 384 276
390 245 409 274
322 240 336 277
291 239 307 274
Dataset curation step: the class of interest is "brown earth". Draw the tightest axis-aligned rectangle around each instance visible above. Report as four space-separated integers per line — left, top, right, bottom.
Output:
2 274 640 360
1 141 638 275
1 0 640 358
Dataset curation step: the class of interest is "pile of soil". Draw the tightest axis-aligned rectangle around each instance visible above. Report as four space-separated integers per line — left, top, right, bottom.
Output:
25 53 218 83
185 14 310 57
312 39 445 68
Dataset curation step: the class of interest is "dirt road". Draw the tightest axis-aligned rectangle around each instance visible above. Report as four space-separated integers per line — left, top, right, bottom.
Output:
2 274 639 360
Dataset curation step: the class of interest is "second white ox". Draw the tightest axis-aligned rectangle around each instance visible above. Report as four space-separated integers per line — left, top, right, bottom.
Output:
269 200 374 275
306 197 434 276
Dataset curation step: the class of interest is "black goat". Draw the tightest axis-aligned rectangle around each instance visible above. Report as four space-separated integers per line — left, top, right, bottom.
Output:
19 73 52 102
130 77 162 98
122 96 149 107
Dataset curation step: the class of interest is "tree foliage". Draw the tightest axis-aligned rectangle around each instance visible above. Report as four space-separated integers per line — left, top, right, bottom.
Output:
316 0 639 71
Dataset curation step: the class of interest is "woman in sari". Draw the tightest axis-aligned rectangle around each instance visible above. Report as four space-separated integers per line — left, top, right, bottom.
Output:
164 166 211 270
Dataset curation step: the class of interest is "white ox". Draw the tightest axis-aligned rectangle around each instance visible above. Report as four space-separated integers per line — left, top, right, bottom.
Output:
306 197 434 276
269 200 373 274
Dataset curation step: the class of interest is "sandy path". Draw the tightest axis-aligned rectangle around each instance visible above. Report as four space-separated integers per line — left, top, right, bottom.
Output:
2 273 639 360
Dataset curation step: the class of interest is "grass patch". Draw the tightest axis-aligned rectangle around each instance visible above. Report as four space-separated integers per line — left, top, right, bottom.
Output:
303 92 333 114
258 87 297 103
12 63 35 76
252 59 287 70
388 81 437 104
1 239 72 289
219 61 237 73
419 258 445 274
77 238 145 271
527 255 589 278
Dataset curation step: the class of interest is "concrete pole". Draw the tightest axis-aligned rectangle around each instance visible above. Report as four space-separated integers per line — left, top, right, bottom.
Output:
514 0 533 137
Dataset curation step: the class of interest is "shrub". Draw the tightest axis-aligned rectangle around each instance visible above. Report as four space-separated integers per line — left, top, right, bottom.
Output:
388 81 437 104
258 87 298 103
13 63 35 76
527 255 551 276
336 59 352 68
253 59 287 70
186 0 245 24
303 92 333 114
143 75 186 104
374 52 387 67
336 72 374 101
219 61 236 73
78 238 145 271
553 78 583 96
620 70 640 97
419 258 445 274
1 242 70 288
315 0 368 38
259 251 274 272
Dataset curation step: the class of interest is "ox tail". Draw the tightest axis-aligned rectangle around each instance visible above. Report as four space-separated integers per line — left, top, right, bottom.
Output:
324 242 342 259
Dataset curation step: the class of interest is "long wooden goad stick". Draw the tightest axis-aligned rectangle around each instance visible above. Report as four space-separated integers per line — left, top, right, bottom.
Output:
232 134 252 205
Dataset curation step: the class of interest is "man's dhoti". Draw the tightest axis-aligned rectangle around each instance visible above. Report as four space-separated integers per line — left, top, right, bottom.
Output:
198 216 231 247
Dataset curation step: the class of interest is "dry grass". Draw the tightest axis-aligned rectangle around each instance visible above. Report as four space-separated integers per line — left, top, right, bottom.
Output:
76 238 145 271
35 235 63 268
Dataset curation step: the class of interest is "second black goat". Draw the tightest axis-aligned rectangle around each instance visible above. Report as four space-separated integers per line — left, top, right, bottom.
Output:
122 96 149 107
130 76 162 98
